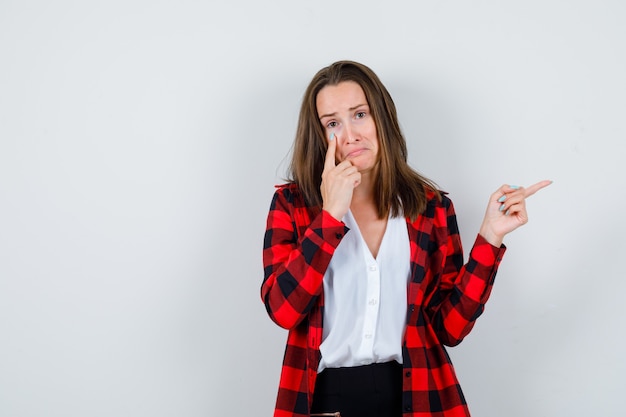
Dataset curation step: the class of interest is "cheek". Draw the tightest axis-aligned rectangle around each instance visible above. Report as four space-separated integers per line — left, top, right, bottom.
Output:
359 119 375 137
368 124 380 146
329 125 343 136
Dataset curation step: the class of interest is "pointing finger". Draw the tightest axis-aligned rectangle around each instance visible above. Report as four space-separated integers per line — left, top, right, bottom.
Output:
524 180 553 198
324 132 337 170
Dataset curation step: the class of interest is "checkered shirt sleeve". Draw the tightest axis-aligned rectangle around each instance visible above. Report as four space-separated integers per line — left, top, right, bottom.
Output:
261 184 348 330
401 195 506 415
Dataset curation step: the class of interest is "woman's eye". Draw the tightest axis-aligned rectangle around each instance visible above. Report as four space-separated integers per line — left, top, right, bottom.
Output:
356 111 366 119
327 121 338 128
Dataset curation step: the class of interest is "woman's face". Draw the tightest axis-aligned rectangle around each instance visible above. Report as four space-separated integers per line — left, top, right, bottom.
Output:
316 81 380 174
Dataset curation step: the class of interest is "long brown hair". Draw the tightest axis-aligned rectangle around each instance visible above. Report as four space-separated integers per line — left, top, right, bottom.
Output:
288 60 440 221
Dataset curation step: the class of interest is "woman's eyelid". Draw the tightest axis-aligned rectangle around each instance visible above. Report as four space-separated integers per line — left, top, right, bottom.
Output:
356 104 369 115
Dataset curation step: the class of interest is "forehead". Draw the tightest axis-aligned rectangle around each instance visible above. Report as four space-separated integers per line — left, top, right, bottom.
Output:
316 81 368 115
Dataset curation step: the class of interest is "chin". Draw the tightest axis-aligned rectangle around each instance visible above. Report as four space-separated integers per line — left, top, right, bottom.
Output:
356 164 376 174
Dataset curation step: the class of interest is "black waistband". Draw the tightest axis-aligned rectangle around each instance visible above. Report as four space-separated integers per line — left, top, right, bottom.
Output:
319 361 401 379
312 361 403 417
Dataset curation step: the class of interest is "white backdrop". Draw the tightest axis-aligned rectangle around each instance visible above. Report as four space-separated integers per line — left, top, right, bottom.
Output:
1 1 625 416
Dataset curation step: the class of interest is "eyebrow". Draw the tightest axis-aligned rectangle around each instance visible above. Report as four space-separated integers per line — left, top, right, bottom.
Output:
318 103 369 120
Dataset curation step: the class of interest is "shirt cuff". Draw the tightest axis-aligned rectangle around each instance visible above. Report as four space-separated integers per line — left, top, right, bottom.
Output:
471 233 506 266
306 209 350 247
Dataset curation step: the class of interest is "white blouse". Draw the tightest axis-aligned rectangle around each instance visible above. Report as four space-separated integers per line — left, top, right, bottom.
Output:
318 209 411 372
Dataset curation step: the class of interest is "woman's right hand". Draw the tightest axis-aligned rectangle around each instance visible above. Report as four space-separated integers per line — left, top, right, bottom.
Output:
320 133 361 220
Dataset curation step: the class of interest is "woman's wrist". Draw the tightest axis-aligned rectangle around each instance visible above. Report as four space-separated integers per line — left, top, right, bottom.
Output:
478 224 504 247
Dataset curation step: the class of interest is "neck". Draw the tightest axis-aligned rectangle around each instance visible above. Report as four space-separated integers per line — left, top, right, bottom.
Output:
351 173 377 208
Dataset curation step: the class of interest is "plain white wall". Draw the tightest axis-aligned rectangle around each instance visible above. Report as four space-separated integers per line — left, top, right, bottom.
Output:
1 1 624 416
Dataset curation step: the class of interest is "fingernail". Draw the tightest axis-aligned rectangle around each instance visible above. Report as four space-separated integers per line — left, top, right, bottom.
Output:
329 132 335 141
510 185 520 189
505 209 510 216
498 195 506 203
499 204 505 212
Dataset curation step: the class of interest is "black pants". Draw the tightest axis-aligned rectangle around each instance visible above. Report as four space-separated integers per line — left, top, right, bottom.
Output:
310 362 403 417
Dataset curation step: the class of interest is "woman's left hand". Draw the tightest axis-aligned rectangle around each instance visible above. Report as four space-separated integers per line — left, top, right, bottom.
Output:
479 180 552 247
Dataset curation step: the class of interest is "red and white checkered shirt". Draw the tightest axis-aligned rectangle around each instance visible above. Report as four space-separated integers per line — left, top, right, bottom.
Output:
261 183 506 417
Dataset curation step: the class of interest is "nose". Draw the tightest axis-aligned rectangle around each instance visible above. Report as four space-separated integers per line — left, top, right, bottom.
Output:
341 123 359 144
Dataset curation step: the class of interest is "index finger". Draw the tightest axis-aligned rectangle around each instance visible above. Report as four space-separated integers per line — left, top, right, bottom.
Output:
324 133 337 170
524 180 553 198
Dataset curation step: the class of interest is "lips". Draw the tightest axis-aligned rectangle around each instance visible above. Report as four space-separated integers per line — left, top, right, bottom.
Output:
345 148 367 158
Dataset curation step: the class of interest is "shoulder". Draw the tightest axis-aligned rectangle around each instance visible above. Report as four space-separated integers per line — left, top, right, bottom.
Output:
409 187 456 229
270 183 319 216
269 183 322 232
424 187 453 211
272 182 305 207
274 182 300 194
408 188 459 237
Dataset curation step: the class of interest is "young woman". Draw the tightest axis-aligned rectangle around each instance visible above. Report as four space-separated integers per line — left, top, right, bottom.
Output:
261 60 550 417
